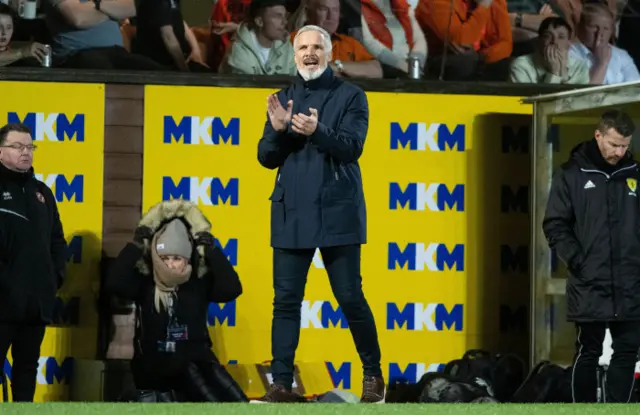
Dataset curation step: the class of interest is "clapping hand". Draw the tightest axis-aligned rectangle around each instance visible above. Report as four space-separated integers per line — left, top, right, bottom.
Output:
291 108 319 136
268 94 293 132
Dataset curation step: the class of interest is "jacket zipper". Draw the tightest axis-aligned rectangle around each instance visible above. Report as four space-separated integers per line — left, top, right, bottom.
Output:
580 164 636 319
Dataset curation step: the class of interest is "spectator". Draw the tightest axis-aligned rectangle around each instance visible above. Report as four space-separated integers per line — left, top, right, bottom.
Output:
209 0 252 71
555 0 618 33
219 0 297 75
569 3 640 84
415 0 512 81
510 16 589 83
361 0 427 77
291 0 382 78
0 4 49 67
42 0 167 70
106 200 248 402
133 0 209 71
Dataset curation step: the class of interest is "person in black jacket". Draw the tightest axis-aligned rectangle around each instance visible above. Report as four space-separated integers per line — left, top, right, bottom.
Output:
543 110 640 403
0 122 67 402
106 199 248 402
255 24 384 403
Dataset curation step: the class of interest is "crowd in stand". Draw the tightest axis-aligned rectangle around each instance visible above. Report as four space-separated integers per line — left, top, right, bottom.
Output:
0 0 639 83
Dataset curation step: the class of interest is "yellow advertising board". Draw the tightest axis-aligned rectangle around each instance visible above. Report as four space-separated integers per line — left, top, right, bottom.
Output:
0 82 104 402
143 84 534 397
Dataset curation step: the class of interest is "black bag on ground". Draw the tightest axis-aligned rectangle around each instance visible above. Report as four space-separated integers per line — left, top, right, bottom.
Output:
417 372 492 403
119 389 180 402
511 361 572 403
443 349 526 402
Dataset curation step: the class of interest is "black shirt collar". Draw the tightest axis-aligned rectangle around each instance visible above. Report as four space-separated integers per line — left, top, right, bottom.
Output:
0 162 33 185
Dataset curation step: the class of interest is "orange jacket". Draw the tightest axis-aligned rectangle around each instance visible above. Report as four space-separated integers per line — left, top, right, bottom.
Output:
415 0 512 63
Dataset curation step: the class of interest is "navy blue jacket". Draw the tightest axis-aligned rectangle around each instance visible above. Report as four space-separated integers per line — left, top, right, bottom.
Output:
257 68 368 249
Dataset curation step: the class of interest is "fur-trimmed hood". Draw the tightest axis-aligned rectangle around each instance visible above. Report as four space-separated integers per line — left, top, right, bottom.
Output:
135 199 212 279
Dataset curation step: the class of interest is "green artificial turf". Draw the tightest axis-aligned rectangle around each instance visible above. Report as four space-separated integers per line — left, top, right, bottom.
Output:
0 403 637 415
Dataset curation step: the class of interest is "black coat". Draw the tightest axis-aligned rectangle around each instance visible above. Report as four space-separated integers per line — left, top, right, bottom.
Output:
543 140 640 322
0 163 67 324
106 242 242 361
258 68 368 249
105 201 242 363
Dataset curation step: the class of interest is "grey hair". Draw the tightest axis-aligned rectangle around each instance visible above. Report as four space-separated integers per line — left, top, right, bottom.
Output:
293 24 333 53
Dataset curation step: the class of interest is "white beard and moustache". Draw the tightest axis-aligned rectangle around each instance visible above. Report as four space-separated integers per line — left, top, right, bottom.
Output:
298 62 328 81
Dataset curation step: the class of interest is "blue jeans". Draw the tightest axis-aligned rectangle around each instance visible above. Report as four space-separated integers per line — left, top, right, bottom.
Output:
269 245 382 389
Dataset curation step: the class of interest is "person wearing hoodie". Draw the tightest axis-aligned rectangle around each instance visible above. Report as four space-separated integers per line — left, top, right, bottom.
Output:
543 110 640 403
106 199 248 402
218 0 297 75
0 122 67 402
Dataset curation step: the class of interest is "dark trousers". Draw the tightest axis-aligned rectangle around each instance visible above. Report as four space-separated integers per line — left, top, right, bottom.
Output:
0 324 46 402
270 245 382 389
131 356 248 402
58 46 169 71
572 321 640 403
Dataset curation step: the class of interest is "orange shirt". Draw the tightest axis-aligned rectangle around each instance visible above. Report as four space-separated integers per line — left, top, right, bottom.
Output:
415 0 512 63
290 31 374 62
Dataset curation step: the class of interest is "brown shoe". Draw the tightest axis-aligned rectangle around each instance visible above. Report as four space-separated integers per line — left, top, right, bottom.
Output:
360 375 385 403
250 384 305 403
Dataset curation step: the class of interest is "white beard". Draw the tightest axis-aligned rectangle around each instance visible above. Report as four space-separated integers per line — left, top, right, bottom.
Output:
298 63 328 81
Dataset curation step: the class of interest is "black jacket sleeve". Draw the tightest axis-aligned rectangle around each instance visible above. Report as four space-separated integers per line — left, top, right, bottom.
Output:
203 245 242 303
257 92 295 170
105 242 146 301
309 88 368 164
542 169 584 269
49 198 67 289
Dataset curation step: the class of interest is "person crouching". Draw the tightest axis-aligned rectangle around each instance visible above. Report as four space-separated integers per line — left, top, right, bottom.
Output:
106 199 248 402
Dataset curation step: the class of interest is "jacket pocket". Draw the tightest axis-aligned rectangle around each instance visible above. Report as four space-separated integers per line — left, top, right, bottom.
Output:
269 186 286 235
321 184 358 236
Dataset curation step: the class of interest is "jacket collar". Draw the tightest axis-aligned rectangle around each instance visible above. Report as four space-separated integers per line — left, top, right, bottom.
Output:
0 162 33 185
296 66 335 90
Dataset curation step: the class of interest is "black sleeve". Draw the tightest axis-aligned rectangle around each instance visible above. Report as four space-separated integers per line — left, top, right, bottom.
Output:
49 198 67 289
203 244 243 303
145 0 173 28
105 242 146 301
542 168 584 269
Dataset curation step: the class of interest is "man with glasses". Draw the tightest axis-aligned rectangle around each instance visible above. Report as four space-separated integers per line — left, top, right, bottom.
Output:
0 122 67 402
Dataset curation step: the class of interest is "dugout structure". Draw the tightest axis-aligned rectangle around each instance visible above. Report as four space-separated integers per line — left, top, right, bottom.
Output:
523 81 640 368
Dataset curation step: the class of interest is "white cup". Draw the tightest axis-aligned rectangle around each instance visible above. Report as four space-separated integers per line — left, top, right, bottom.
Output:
19 0 37 19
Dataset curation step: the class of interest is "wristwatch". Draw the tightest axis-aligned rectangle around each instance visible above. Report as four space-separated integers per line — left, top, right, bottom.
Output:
93 0 101 11
334 60 344 73
515 13 523 28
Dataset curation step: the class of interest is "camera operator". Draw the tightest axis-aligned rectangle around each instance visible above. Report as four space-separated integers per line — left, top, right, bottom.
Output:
106 199 248 402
